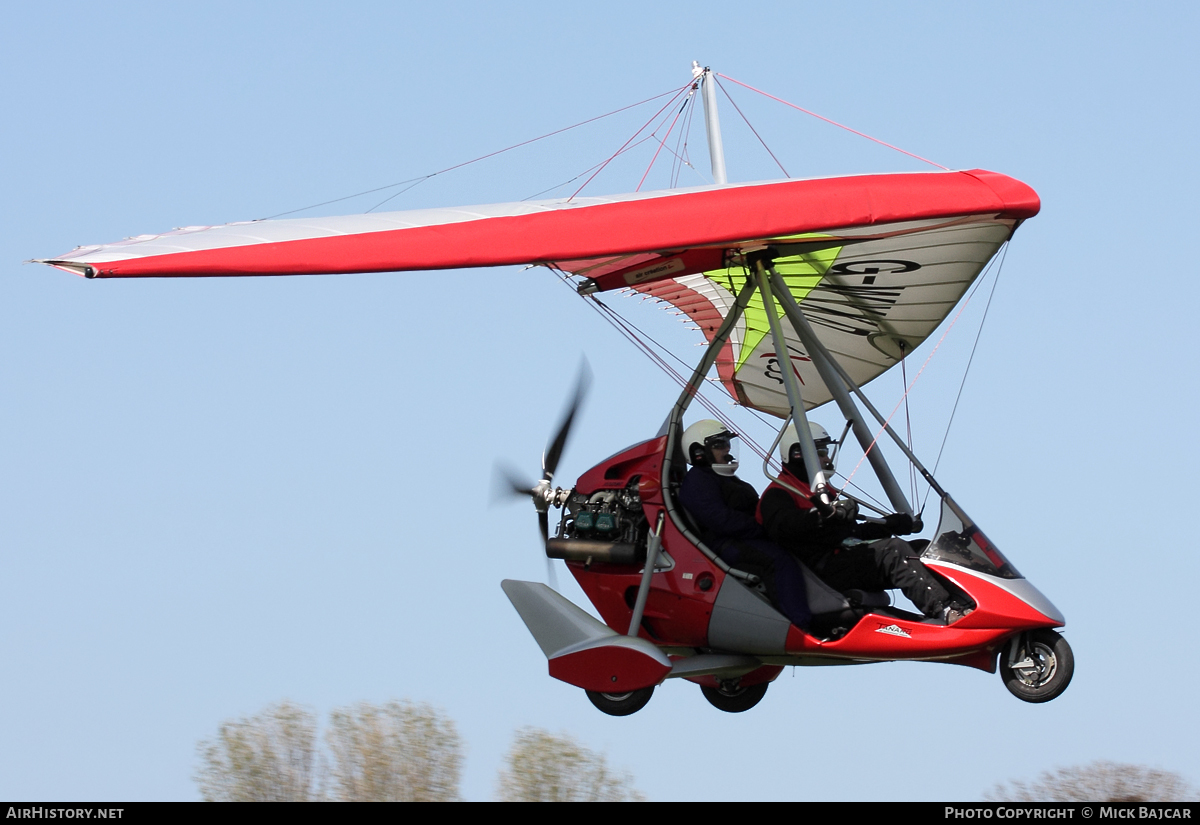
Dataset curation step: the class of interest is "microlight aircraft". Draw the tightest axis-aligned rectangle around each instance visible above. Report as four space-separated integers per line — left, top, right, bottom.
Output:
37 66 1071 715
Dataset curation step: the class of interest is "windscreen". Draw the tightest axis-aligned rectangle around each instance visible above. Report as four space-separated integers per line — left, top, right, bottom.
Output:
922 495 1021 579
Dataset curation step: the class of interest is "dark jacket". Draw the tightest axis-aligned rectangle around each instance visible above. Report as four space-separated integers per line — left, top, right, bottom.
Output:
757 468 892 564
678 465 765 550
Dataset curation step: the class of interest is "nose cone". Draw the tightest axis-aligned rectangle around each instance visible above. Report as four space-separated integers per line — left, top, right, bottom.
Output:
1005 577 1066 626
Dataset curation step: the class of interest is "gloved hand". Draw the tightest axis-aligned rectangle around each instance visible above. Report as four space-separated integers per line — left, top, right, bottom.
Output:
809 493 836 518
831 499 859 524
882 512 923 535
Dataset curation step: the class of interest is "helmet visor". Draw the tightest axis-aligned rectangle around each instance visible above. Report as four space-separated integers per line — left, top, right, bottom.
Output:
708 435 739 469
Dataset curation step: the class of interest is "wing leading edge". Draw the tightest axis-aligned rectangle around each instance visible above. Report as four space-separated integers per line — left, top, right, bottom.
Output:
39 170 1036 280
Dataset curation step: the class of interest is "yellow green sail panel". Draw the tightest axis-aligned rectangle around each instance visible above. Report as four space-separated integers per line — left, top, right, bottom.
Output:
629 215 1017 417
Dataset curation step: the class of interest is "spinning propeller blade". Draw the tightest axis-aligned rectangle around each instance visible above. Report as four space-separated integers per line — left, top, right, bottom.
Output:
492 462 536 503
490 362 591 591
542 362 591 485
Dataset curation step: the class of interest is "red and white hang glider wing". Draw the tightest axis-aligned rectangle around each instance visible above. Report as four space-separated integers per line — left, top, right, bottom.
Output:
39 169 1038 416
38 170 1036 281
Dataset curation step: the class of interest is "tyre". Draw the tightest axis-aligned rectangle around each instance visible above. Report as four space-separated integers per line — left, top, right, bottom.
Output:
1001 629 1074 703
585 686 654 716
700 681 769 713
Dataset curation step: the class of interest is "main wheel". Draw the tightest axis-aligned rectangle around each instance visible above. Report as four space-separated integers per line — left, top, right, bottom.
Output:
1001 629 1074 703
700 681 769 713
586 686 654 716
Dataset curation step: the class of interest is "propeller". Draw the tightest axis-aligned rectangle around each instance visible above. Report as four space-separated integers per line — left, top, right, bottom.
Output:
492 362 592 589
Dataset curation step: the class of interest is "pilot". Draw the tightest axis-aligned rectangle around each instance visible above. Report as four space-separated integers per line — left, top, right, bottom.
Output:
757 423 972 624
677 419 811 629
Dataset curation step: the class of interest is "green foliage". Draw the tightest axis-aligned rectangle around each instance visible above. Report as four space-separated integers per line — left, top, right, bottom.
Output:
495 727 645 802
987 761 1197 802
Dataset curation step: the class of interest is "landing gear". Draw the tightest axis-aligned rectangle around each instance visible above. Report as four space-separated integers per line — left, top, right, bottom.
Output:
1001 629 1074 703
700 680 769 713
586 686 654 716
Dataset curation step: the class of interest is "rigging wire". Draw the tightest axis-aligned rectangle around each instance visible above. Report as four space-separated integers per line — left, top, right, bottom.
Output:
636 89 695 191
521 136 658 201
261 72 940 221
598 301 736 428
712 75 790 178
259 83 692 220
367 179 434 214
921 242 1010 510
594 297 774 463
833 472 890 514
533 91 700 203
569 83 695 200
670 84 700 187
577 289 732 429
620 281 786 450
261 176 431 221
715 73 949 171
548 269 776 463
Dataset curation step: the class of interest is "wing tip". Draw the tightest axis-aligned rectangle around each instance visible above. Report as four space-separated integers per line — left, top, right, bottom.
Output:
32 260 99 278
961 169 1041 219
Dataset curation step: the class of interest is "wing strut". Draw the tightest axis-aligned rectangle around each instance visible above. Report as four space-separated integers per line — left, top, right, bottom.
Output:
752 254 831 505
767 266 948 502
660 276 759 581
626 511 666 637
767 268 913 515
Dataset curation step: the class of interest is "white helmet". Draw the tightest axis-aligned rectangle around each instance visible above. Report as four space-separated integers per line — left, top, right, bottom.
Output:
779 422 835 475
681 419 739 476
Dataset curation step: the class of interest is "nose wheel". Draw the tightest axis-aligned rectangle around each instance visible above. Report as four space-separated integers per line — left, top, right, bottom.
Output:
1001 629 1074 703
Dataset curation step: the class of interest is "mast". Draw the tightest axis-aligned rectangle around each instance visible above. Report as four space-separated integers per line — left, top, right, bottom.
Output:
685 63 919 514
692 62 727 185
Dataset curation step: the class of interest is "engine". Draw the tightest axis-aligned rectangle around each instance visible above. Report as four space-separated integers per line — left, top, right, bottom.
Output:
547 477 648 566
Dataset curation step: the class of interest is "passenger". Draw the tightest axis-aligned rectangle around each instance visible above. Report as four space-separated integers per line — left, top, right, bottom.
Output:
757 423 972 624
677 420 811 629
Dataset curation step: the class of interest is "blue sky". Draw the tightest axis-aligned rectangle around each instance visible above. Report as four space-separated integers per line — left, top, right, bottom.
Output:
3 1 1198 801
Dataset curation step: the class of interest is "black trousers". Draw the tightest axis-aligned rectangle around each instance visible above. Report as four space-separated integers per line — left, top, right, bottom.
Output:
810 537 951 617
